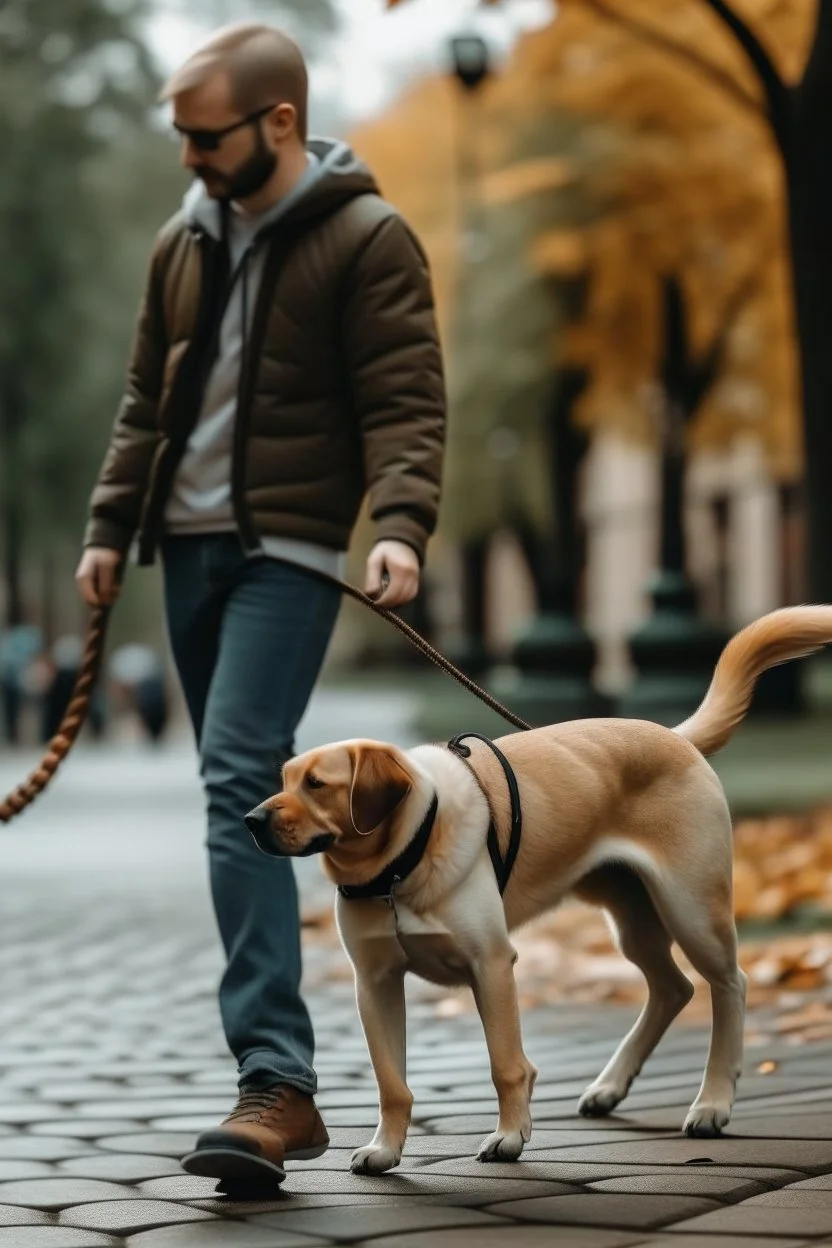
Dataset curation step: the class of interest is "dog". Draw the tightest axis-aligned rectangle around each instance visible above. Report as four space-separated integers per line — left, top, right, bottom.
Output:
244 605 832 1175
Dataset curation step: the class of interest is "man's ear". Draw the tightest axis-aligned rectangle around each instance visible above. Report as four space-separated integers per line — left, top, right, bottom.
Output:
272 101 298 140
349 745 412 836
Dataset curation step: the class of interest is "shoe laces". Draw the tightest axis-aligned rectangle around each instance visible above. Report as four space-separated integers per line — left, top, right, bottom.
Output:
228 1087 287 1125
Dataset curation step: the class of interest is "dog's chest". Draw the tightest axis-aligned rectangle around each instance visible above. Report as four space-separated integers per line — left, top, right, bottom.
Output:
392 905 473 987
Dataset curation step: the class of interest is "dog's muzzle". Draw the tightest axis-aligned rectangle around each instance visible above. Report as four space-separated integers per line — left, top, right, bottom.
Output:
244 806 280 856
244 806 335 858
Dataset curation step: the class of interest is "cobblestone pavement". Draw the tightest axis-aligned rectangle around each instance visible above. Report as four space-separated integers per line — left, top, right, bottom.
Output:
3 693 832 1245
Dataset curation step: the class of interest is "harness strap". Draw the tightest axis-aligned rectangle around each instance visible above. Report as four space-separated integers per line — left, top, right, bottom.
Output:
447 732 523 895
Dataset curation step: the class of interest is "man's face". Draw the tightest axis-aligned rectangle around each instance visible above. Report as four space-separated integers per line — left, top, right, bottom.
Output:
173 72 278 202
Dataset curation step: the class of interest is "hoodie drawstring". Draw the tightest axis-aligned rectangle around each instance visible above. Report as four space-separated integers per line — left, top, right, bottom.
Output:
218 197 254 376
240 250 250 376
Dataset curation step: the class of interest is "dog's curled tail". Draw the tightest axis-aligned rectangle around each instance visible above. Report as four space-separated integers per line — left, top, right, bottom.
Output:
673 605 832 757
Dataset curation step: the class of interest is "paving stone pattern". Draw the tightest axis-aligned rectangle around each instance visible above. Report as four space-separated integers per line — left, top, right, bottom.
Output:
3 740 832 1244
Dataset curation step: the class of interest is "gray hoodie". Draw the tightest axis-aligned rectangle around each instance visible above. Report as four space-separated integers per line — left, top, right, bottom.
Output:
163 139 354 578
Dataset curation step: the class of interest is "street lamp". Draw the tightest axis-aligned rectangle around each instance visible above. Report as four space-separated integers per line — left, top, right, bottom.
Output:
487 367 611 726
450 33 491 91
450 30 492 265
444 29 494 679
617 276 731 725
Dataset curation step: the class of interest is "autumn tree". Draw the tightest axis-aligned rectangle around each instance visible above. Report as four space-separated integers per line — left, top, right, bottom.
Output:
351 77 600 542
0 0 163 629
369 9 796 636
389 0 832 607
373 4 803 488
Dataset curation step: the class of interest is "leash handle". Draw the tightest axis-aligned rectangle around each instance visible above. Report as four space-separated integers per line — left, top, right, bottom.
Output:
0 605 111 823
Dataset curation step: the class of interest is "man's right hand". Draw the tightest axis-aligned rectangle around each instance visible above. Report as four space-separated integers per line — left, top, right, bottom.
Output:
75 547 124 607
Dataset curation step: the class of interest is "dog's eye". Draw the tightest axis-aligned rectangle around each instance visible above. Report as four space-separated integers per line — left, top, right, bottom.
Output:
306 775 326 790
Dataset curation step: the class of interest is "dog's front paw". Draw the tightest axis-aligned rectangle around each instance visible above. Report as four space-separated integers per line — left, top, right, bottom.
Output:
350 1143 401 1175
577 1081 626 1117
476 1129 527 1162
683 1103 730 1138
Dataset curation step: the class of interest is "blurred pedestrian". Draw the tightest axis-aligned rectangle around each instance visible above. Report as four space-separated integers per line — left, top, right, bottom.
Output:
74 23 445 1185
0 625 43 746
108 644 168 743
40 635 83 743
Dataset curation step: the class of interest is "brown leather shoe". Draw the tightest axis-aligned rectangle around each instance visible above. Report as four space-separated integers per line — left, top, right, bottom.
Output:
181 1085 329 1183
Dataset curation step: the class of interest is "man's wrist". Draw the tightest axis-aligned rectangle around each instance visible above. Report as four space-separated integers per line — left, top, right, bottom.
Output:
372 517 428 566
82 516 133 555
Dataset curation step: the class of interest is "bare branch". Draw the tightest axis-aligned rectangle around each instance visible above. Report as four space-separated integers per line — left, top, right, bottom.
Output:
799 0 832 115
690 268 758 409
700 0 791 150
579 0 765 118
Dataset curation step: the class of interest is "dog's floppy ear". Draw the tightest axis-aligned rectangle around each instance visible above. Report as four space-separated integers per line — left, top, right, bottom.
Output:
349 745 412 836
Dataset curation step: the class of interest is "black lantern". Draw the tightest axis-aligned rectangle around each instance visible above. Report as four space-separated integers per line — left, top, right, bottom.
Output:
450 33 490 91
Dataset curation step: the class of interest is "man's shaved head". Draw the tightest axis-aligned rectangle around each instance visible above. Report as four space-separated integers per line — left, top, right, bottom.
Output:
160 23 308 142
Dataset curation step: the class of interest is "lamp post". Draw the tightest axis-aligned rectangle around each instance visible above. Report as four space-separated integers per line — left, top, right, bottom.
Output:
446 31 608 719
0 380 24 629
617 276 730 724
449 33 490 271
450 33 491 91
487 367 611 724
446 30 493 679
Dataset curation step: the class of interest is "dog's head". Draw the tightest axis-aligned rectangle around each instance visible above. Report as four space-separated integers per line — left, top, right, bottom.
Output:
244 740 413 862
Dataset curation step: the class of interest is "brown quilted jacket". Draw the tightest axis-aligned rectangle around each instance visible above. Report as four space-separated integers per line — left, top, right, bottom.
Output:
84 142 446 565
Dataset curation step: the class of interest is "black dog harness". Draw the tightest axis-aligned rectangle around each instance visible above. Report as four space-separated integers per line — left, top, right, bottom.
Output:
448 732 523 895
337 732 522 903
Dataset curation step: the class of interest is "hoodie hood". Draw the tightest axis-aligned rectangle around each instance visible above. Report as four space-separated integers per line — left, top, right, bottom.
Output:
181 137 380 242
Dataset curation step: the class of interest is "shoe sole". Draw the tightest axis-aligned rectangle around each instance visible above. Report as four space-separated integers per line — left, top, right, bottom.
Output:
181 1147 286 1184
181 1140 329 1184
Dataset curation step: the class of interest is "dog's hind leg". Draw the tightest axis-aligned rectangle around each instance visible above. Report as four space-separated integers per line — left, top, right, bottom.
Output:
646 860 746 1138
574 866 694 1118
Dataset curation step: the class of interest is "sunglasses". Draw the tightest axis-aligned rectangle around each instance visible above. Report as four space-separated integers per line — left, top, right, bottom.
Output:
172 104 276 153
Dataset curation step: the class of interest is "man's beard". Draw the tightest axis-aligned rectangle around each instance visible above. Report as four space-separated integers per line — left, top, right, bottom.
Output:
195 128 278 202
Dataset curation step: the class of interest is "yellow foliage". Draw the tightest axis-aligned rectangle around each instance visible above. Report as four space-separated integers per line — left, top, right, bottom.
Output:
480 157 577 205
530 229 588 276
350 75 463 345
524 0 814 474
362 0 817 476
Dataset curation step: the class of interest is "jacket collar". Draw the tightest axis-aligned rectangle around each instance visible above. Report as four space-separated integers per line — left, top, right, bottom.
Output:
181 138 379 242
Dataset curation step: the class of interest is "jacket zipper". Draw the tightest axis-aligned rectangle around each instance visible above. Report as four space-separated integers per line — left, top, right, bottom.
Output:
137 232 229 563
144 209 337 561
231 231 299 553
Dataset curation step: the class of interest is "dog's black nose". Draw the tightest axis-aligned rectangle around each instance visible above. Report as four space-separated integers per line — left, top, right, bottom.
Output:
244 807 270 834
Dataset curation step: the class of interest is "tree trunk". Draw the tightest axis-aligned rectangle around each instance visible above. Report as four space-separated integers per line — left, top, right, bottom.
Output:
0 380 24 628
548 368 589 608
702 0 832 602
783 4 832 602
659 414 687 577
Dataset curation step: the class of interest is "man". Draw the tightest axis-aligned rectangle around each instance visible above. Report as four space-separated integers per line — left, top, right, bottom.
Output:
75 23 445 1185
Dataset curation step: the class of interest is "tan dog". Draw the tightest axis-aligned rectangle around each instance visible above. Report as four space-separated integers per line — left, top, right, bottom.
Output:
245 606 832 1175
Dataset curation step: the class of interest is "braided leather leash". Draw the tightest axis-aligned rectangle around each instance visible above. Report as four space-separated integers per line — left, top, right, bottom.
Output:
0 605 112 823
322 573 531 732
0 569 531 826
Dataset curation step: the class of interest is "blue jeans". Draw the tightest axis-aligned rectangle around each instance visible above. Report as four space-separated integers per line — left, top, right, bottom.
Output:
160 534 341 1095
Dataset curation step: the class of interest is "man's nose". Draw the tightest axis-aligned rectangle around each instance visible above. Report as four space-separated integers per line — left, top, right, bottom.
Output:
244 806 271 834
180 138 201 168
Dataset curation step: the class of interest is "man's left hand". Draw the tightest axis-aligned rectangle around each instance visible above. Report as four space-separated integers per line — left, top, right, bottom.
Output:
364 540 420 609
